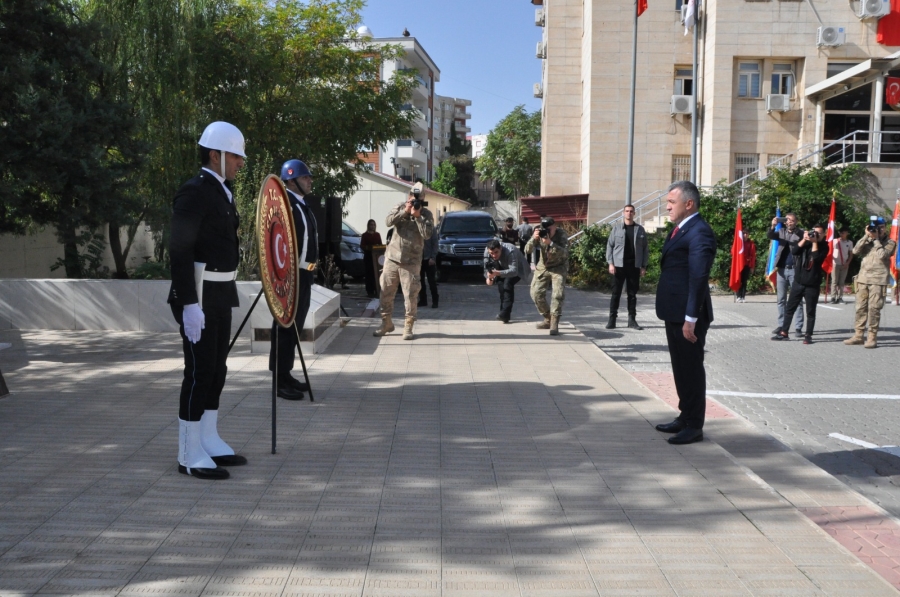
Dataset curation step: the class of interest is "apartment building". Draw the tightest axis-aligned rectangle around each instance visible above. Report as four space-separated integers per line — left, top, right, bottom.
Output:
533 0 900 222
357 27 440 182
433 95 473 161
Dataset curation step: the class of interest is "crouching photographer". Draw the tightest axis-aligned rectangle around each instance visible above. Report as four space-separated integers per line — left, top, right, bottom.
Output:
844 216 897 348
772 224 827 344
484 239 528 324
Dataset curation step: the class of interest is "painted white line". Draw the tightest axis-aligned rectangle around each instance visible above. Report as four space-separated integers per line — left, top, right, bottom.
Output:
818 305 841 311
708 391 900 400
829 433 900 457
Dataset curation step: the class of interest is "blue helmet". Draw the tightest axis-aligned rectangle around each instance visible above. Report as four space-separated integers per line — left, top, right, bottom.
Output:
281 159 311 181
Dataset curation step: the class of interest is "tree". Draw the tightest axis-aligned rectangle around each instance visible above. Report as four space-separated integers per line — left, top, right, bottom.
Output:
445 155 478 203
0 0 146 278
446 122 470 157
475 105 541 200
430 161 457 197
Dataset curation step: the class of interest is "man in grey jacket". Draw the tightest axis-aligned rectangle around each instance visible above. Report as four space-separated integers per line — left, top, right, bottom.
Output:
484 239 528 323
606 204 649 329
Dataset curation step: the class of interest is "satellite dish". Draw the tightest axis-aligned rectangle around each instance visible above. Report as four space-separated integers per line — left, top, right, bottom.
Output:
357 25 373 38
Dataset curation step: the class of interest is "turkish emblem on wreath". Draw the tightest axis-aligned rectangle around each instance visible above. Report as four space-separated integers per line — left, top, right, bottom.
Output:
257 174 299 328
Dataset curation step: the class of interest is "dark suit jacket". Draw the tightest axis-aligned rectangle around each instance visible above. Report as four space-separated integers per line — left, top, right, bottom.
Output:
167 170 240 310
655 214 717 323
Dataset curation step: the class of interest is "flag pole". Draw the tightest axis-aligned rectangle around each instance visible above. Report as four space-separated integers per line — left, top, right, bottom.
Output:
625 0 639 206
690 2 700 183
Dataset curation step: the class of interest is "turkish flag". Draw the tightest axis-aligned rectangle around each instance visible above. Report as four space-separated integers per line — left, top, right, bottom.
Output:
729 210 745 293
638 0 648 17
888 78 900 106
878 0 900 46
822 199 836 277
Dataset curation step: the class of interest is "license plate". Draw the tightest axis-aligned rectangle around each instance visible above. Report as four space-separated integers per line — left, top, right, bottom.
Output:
462 260 481 266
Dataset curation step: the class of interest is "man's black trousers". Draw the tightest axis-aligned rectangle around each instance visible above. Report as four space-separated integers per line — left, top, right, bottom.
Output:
664 309 710 430
419 259 438 305
269 271 313 377
782 282 820 336
610 263 640 318
172 304 231 422
497 275 520 320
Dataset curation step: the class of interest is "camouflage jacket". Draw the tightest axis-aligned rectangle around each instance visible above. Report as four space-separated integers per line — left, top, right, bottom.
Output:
854 234 897 285
524 227 569 275
384 203 434 267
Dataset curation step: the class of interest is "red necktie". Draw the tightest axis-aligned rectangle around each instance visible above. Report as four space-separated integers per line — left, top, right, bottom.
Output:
670 226 679 239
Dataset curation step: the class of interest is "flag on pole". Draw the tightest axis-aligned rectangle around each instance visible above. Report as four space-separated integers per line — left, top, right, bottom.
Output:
891 199 900 283
729 209 746 292
638 0 648 17
683 0 696 35
821 198 836 277
765 206 782 289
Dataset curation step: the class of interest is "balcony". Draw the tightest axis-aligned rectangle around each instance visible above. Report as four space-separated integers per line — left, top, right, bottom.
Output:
402 104 428 134
456 124 471 133
454 111 472 120
395 139 427 165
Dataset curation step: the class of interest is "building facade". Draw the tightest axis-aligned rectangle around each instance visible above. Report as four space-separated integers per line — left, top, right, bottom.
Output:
358 30 440 183
433 95 473 162
533 0 900 223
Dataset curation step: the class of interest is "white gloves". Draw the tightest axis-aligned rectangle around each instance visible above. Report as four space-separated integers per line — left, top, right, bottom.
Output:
182 303 205 343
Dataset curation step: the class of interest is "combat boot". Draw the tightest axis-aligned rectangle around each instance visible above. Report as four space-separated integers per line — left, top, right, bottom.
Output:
627 316 643 330
536 313 551 329
843 330 865 345
403 317 415 340
373 315 394 337
549 315 560 336
865 330 878 349
605 315 616 329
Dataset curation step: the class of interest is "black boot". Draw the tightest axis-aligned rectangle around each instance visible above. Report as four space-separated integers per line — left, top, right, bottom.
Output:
627 316 643 330
605 316 616 329
431 296 438 308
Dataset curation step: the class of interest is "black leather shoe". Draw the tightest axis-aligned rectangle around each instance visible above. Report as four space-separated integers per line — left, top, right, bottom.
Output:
431 298 439 308
211 454 248 467
605 318 616 329
178 465 230 480
668 427 703 445
277 385 305 401
794 330 804 338
655 419 685 433
772 327 782 334
627 318 643 330
283 375 309 392
771 332 789 341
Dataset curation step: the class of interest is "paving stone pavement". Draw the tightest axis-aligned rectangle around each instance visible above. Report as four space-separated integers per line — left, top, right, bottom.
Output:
0 278 899 596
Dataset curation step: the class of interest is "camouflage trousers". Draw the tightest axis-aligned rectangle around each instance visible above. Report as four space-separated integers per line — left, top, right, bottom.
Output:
380 259 421 320
531 269 566 316
854 282 886 333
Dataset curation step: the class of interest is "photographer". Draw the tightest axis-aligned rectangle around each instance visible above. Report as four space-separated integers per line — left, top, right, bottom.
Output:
844 216 897 349
484 239 528 323
772 224 827 344
524 216 569 335
767 213 805 337
374 182 434 340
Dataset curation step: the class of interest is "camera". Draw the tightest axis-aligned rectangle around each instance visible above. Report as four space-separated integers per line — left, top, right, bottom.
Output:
867 215 884 233
411 187 428 210
775 217 786 224
537 227 549 238
807 230 818 239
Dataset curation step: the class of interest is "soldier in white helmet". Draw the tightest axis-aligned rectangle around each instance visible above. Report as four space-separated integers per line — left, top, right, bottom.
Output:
167 121 248 480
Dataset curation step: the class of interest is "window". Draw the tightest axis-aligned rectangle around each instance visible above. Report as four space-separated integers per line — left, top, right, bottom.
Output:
738 62 761 98
734 153 760 182
771 63 794 97
674 68 693 95
676 0 684 9
672 155 691 182
767 153 790 169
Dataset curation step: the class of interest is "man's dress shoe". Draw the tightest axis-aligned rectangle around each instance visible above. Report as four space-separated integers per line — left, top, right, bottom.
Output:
655 419 685 434
178 465 230 480
277 385 305 401
211 454 248 467
668 427 703 445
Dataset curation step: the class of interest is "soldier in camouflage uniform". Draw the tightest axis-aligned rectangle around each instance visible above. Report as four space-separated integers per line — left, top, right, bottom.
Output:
843 216 896 349
375 183 434 340
524 216 569 335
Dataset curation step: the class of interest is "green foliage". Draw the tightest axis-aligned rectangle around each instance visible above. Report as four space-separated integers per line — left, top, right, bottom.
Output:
568 225 611 289
430 161 458 197
129 261 171 280
476 105 541 200
445 155 479 204
50 230 110 278
446 122 471 157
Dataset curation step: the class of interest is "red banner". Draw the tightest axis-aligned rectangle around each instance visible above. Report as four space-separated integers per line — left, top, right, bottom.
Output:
257 174 299 328
888 77 900 107
729 209 745 293
878 0 900 46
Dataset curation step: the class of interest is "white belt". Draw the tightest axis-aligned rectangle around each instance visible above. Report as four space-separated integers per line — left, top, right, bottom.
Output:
298 261 316 272
202 270 237 281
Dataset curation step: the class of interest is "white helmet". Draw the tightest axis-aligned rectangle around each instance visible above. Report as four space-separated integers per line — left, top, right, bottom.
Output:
198 121 246 157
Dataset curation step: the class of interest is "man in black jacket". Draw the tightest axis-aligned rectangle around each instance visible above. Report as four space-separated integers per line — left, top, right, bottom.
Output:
772 224 827 344
269 159 317 400
767 213 805 337
168 121 248 480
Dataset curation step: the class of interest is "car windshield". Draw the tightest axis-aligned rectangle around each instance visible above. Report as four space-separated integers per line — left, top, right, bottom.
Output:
440 217 497 235
342 222 360 237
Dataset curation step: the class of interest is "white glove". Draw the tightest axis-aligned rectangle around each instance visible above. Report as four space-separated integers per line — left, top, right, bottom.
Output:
182 303 205 343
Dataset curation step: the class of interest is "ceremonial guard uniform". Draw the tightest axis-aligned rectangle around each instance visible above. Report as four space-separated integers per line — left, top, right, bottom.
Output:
269 159 318 400
168 121 248 480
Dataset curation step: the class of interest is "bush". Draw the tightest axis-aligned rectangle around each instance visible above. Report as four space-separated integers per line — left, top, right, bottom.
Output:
129 261 170 280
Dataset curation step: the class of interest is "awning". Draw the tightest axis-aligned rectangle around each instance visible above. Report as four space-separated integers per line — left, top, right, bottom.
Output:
520 194 589 223
806 50 900 102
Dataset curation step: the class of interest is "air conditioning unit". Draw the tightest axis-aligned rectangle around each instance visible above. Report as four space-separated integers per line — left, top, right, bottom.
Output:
766 94 791 112
671 94 693 115
533 83 543 98
858 0 891 19
536 41 546 59
680 3 689 24
535 8 545 26
817 26 846 47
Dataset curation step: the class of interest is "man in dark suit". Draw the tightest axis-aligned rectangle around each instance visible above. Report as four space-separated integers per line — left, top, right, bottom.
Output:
654 181 717 445
168 121 249 480
269 159 318 400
